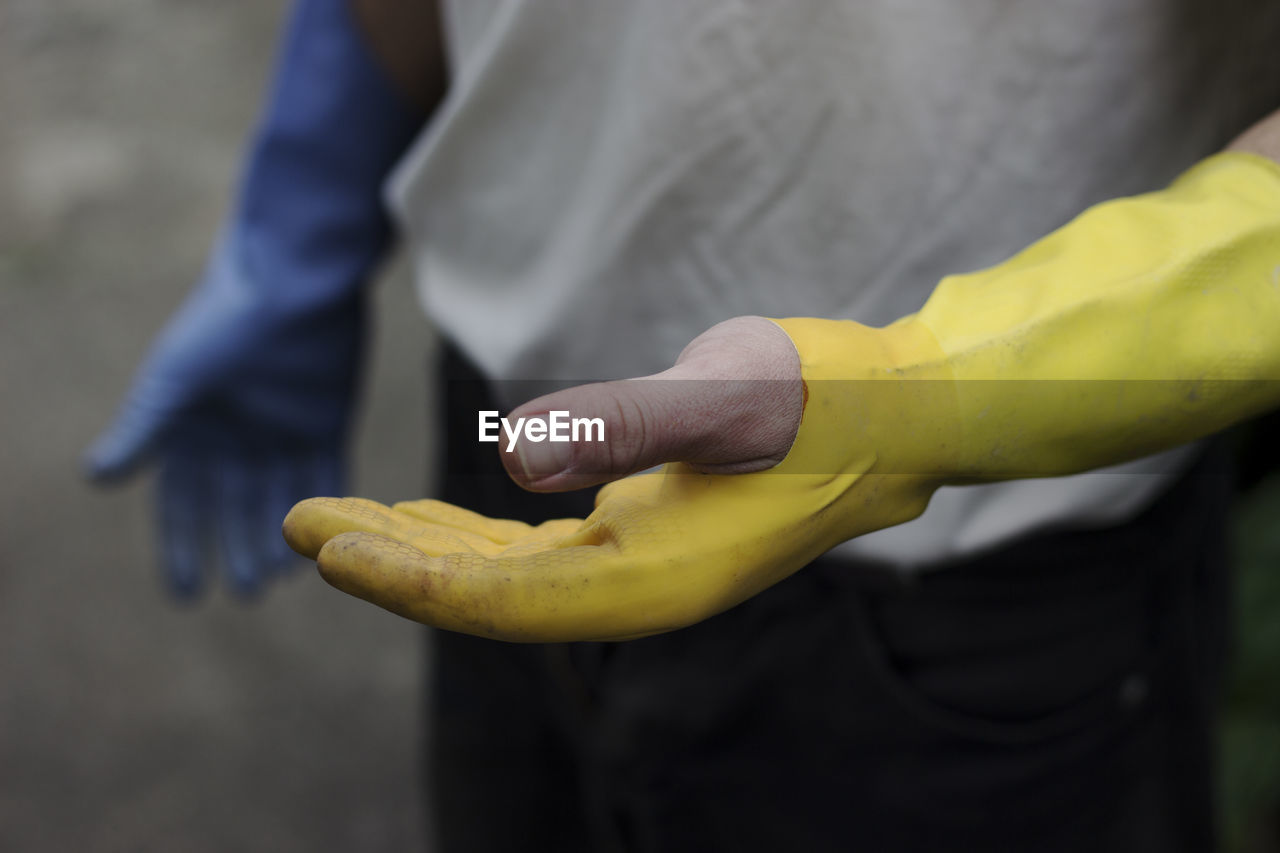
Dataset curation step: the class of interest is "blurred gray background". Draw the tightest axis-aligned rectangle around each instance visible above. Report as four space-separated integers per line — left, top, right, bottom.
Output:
1 1 436 850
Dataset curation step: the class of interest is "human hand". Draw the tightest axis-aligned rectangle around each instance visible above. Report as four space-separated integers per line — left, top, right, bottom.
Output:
84 0 422 598
85 233 363 598
283 316 956 640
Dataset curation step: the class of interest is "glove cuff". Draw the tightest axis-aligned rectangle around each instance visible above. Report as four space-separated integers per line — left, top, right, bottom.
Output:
768 316 960 485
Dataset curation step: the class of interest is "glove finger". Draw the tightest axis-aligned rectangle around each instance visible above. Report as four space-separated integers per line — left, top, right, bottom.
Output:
315 528 698 642
282 497 496 560
273 447 347 576
315 531 609 641
216 455 270 598
497 518 584 556
157 454 214 599
389 499 535 545
84 382 184 482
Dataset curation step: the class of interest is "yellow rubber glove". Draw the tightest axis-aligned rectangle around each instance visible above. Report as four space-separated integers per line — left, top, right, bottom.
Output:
284 151 1280 642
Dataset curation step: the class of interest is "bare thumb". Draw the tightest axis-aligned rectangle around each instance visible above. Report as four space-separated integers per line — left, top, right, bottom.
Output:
499 317 803 492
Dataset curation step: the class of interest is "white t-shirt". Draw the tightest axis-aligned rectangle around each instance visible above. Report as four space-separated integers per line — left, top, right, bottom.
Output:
389 0 1280 569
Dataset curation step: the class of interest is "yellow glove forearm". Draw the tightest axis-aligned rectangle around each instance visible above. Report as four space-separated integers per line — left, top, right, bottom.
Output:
922 150 1280 479
781 151 1280 485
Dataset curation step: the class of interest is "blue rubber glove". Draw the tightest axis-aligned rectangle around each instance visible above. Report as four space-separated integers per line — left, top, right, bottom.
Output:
84 0 423 598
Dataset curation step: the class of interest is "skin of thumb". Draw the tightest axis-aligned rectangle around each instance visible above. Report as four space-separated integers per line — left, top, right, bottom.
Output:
499 316 803 493
498 380 673 492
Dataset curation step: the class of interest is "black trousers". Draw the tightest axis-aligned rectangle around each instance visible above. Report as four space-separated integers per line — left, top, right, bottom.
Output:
427 346 1232 853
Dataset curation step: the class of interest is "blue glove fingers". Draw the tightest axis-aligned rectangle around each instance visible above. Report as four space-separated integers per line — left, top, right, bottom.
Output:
216 457 272 598
157 453 215 599
85 406 163 483
84 371 196 482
